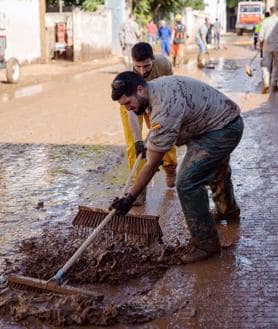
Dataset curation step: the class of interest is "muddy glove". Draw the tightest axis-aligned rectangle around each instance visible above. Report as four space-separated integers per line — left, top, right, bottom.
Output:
109 193 136 216
135 141 146 158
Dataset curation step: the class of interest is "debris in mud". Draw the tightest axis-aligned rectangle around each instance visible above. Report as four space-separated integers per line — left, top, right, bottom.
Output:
0 223 236 327
35 201 44 209
0 225 189 326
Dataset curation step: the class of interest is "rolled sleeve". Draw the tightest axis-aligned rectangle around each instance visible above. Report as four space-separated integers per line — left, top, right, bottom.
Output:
146 126 178 153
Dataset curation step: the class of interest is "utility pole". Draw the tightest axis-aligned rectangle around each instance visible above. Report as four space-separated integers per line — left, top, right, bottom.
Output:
59 0 64 13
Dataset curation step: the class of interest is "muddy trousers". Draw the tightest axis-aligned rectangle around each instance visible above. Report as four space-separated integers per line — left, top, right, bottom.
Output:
172 44 185 67
176 116 244 242
120 106 177 180
261 51 278 89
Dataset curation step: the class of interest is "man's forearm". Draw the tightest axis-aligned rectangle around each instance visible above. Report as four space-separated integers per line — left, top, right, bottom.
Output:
129 150 165 198
128 111 142 141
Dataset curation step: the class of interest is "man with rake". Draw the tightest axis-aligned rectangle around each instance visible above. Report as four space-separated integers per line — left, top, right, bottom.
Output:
110 72 243 262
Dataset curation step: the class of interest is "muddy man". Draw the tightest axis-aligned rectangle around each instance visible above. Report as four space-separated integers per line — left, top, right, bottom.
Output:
110 72 244 262
120 42 177 207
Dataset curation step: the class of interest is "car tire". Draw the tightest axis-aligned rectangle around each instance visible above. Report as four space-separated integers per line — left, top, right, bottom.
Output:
6 57 20 83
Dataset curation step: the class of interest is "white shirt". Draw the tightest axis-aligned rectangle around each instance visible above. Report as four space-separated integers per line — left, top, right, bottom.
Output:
259 14 278 52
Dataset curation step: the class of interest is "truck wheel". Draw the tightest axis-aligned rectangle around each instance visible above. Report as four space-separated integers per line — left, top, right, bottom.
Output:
6 57 20 83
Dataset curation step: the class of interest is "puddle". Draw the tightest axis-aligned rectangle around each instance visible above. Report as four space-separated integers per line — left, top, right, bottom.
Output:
0 143 125 282
14 84 43 98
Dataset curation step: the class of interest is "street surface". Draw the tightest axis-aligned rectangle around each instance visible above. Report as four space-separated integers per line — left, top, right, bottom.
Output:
0 35 277 328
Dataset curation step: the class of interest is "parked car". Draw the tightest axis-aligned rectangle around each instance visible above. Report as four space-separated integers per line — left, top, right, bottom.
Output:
0 35 20 83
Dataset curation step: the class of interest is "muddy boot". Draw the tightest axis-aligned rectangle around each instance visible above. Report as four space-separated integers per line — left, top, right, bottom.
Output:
262 84 269 94
197 54 205 68
180 236 221 264
211 205 240 223
164 165 177 188
133 188 147 206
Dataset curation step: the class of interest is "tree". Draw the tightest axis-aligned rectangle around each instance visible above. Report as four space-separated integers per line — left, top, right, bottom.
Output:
132 0 205 22
46 0 104 12
226 0 240 9
81 0 104 11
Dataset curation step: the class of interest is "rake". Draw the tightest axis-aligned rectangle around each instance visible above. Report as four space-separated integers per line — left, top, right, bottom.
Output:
72 206 162 244
245 50 260 77
8 146 162 294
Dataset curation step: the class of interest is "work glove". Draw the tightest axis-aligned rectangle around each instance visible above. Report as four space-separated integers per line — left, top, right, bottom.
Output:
109 193 136 216
135 140 146 158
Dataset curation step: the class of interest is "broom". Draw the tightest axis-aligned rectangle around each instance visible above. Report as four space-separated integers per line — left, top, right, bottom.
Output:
8 142 162 293
245 50 260 77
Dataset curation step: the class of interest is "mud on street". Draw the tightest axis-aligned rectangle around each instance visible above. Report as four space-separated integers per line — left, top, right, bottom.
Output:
0 35 277 328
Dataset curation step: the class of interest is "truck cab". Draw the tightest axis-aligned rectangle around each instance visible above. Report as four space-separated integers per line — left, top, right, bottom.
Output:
236 1 265 35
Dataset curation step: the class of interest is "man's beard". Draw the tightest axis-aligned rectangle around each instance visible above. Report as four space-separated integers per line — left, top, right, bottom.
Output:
142 69 152 78
135 95 149 115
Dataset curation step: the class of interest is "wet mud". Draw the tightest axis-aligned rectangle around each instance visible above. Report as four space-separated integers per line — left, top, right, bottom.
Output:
0 219 238 327
0 37 277 328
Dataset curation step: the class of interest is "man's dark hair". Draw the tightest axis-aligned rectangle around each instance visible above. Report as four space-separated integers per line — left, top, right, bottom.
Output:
131 42 154 61
111 71 146 101
265 11 270 18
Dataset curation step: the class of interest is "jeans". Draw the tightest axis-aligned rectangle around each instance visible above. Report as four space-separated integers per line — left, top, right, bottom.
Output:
176 116 244 241
195 36 207 54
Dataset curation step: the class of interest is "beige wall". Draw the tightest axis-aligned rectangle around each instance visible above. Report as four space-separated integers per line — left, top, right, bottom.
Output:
72 8 112 61
45 8 112 62
0 0 41 63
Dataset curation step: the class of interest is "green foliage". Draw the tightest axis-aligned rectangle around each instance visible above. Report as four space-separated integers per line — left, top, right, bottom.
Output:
46 0 104 11
184 0 205 10
132 0 205 21
81 0 104 12
226 0 239 9
133 0 152 25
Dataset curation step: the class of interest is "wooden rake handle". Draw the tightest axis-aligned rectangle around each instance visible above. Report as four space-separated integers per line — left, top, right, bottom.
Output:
53 147 146 285
248 50 260 65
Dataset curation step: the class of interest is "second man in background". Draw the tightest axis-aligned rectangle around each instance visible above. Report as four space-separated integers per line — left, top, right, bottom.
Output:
119 42 177 205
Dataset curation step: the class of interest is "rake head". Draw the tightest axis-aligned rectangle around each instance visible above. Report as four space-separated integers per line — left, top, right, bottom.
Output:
245 64 253 77
72 206 163 245
7 274 103 300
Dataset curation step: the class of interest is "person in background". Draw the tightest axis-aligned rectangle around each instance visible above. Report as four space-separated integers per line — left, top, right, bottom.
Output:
157 20 172 57
213 18 222 50
146 19 158 46
253 12 270 51
259 5 278 93
119 42 177 205
195 17 210 68
171 14 188 67
206 21 214 46
119 13 140 68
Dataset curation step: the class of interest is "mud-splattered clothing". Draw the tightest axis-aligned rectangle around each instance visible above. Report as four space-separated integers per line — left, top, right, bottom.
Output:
146 76 240 153
177 117 244 241
144 54 173 81
259 15 278 89
145 75 243 242
120 54 176 181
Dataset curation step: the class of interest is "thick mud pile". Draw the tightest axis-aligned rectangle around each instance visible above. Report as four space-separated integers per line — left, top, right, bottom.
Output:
0 225 188 327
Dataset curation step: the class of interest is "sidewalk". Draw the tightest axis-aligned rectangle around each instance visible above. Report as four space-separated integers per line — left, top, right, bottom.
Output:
0 54 123 92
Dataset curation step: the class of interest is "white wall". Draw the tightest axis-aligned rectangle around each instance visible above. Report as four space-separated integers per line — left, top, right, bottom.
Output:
105 0 125 55
204 0 227 32
73 7 112 61
0 0 41 63
184 8 207 43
